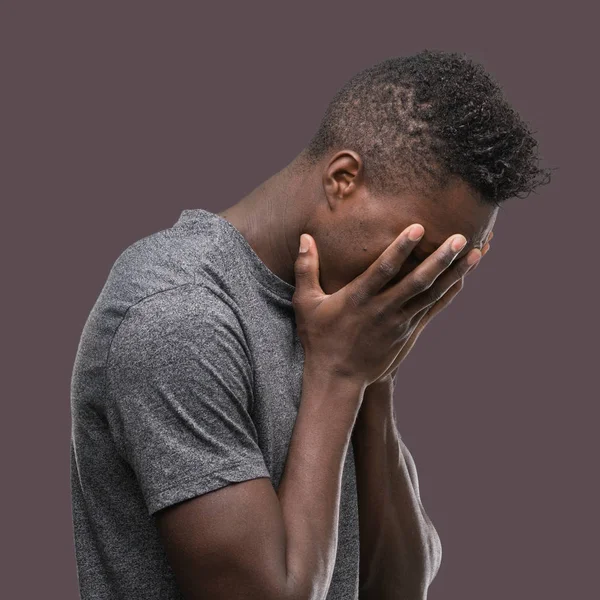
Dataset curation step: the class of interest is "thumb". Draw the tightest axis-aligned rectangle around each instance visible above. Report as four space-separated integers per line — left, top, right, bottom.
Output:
293 233 324 301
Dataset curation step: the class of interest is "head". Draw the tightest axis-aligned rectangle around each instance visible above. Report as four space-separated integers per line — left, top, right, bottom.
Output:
290 49 552 294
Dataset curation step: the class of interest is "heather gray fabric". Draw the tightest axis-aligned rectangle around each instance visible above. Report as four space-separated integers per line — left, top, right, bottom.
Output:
70 208 360 599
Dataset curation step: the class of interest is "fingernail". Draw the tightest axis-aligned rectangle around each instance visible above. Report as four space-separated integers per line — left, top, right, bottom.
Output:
299 234 310 253
467 249 481 266
451 235 467 252
408 224 424 241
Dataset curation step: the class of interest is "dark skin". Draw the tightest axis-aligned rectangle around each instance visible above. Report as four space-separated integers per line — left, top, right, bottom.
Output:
218 149 494 385
155 149 495 599
217 149 495 301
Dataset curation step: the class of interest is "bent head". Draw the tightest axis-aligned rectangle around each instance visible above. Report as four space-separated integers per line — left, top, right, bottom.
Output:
292 50 551 295
301 150 497 295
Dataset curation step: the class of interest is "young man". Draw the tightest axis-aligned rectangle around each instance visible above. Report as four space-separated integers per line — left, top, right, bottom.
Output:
70 49 550 599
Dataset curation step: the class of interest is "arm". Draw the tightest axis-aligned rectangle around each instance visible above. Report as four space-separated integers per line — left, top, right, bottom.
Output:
349 233 493 597
156 359 365 600
107 284 365 600
351 375 442 599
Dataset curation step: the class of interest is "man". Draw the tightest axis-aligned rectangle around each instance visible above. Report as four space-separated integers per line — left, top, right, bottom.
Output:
70 49 550 599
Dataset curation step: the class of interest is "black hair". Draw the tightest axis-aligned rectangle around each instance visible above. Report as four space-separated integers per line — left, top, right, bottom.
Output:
301 49 553 206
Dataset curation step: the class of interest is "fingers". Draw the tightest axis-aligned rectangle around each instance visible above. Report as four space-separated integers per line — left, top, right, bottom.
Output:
405 268 466 316
393 232 493 319
293 233 324 303
467 238 491 274
350 224 492 316
351 223 427 299
397 245 480 316
389 232 472 306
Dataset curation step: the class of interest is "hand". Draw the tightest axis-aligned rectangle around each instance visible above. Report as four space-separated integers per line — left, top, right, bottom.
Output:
374 230 494 387
292 223 487 390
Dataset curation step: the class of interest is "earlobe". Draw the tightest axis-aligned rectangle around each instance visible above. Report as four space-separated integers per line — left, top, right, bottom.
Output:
322 173 340 209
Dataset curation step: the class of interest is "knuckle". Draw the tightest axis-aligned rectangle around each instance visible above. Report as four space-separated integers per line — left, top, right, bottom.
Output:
371 305 388 324
377 259 397 279
410 271 430 291
347 287 368 308
294 260 308 275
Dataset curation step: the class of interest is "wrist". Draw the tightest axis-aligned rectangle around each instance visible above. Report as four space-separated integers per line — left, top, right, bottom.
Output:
352 386 396 446
303 356 367 393
368 370 398 393
356 376 395 424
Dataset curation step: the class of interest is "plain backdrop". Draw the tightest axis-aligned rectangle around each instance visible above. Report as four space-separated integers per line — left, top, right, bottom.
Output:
3 1 597 599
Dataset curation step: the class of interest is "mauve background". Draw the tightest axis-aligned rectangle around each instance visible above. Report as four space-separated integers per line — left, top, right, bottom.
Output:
3 1 597 598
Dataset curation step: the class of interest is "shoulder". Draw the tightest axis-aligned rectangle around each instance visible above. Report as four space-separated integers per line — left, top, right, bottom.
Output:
108 282 249 368
107 225 231 306
105 282 256 412
108 229 197 290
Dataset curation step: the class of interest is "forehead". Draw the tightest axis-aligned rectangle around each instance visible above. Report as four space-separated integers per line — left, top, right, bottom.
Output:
399 180 497 252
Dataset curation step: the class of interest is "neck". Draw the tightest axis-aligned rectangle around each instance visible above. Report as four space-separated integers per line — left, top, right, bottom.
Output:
217 153 317 287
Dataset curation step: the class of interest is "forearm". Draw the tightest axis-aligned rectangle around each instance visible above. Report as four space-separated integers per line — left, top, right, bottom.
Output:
277 360 366 600
351 376 441 599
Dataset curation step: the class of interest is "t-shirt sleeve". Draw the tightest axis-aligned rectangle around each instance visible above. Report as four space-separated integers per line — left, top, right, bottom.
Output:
105 283 271 516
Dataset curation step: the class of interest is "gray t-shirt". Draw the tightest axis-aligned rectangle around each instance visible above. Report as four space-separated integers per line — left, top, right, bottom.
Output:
70 208 360 599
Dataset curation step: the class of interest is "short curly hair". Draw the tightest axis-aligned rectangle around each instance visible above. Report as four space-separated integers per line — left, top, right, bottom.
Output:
301 49 553 206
